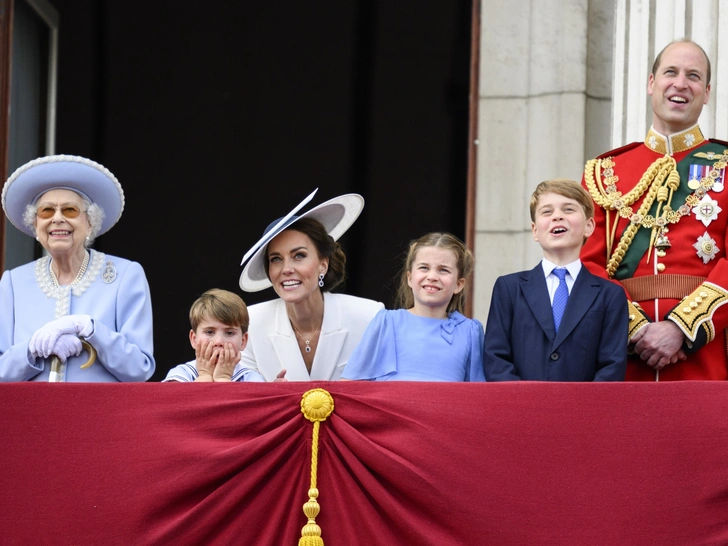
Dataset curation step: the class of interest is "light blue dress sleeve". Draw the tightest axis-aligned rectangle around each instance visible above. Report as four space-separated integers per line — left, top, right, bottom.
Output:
466 318 486 382
0 268 44 381
340 309 397 380
86 260 155 382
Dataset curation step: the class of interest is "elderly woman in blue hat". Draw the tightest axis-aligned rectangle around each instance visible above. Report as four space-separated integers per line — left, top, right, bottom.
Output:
239 189 383 381
0 155 155 382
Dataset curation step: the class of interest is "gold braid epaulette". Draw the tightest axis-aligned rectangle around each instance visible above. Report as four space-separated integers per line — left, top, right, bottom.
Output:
584 155 677 278
668 282 728 342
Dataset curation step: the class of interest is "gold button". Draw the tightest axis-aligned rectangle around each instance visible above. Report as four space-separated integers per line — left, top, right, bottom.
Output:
695 297 703 304
700 292 709 298
690 301 698 309
629 315 635 321
683 307 692 314
657 263 666 272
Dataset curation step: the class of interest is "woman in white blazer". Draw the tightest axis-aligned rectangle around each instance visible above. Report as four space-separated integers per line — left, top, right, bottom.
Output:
239 190 384 381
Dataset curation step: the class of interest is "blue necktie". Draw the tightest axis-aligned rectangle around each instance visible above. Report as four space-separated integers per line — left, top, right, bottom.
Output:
552 268 569 333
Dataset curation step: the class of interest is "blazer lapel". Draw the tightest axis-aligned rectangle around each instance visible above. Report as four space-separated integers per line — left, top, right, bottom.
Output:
270 301 309 381
521 264 556 339
310 293 348 380
552 267 600 348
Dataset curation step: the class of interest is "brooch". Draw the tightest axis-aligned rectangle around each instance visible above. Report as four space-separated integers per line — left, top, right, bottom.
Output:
102 260 117 284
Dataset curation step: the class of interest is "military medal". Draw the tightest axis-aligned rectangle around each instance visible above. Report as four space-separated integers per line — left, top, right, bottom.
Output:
654 228 671 249
694 232 719 264
688 164 708 190
692 195 721 226
711 166 725 192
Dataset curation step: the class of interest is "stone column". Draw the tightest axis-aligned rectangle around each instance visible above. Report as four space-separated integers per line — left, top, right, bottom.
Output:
472 0 727 322
612 0 728 147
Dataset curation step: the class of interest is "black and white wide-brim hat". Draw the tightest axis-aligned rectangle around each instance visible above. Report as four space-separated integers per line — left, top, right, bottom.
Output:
239 188 365 292
2 154 125 237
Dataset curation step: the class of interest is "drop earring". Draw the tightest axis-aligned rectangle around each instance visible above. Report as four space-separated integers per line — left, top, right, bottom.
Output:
318 273 325 288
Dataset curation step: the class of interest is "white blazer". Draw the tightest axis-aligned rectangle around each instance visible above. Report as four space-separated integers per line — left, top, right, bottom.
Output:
241 292 384 381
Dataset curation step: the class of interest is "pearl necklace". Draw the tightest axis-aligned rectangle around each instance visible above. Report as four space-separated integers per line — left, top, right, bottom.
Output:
50 251 89 288
292 322 322 353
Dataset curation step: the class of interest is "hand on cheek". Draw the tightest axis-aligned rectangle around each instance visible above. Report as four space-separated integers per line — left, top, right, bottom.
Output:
213 342 239 382
195 339 218 379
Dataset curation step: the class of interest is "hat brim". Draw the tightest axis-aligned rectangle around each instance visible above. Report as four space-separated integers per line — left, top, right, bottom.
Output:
239 192 365 292
2 155 125 237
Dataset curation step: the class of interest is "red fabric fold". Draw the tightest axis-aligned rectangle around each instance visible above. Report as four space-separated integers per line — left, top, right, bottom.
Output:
1 381 727 545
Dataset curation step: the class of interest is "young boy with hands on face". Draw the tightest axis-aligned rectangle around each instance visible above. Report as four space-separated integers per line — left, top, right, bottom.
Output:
163 289 286 383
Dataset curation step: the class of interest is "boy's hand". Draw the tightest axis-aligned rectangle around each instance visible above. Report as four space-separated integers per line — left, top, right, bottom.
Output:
212 343 241 382
194 339 217 382
273 369 288 382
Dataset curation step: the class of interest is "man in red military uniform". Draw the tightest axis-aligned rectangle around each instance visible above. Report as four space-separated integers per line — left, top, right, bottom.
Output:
581 39 728 380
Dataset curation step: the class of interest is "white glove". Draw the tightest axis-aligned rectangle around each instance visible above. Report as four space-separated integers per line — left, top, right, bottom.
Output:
50 334 84 363
29 315 94 359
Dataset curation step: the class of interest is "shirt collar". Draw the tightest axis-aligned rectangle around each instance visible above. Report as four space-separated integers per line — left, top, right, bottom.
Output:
541 258 582 280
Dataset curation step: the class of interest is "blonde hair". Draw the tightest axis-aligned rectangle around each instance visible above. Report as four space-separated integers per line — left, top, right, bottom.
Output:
395 232 473 315
189 289 250 333
529 178 594 222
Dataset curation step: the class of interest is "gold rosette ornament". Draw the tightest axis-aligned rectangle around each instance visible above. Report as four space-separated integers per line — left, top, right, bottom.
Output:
298 388 335 546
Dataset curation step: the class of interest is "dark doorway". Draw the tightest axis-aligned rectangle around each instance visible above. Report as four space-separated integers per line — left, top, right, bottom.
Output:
42 1 473 380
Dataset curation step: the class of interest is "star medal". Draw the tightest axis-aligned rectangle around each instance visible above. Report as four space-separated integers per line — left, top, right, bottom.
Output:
692 195 721 227
694 232 719 264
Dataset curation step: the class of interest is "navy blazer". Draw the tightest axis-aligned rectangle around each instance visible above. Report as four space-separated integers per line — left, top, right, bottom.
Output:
484 263 628 381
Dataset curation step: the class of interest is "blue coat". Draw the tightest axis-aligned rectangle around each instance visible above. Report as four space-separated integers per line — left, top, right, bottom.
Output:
484 263 628 381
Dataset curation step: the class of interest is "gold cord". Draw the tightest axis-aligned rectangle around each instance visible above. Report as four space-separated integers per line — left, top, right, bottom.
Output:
584 155 683 277
298 389 334 546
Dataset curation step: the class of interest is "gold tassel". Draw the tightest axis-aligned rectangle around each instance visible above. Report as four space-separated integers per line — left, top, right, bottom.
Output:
298 389 334 546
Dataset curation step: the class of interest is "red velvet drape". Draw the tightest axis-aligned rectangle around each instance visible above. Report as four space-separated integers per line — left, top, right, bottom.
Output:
2 382 728 545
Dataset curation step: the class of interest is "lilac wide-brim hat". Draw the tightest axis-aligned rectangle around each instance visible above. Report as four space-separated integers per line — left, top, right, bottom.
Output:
2 154 125 237
239 188 365 292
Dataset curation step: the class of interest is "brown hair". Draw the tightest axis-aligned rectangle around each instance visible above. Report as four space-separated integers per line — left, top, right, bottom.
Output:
189 289 250 333
652 38 711 86
263 217 347 292
395 232 474 315
529 178 594 222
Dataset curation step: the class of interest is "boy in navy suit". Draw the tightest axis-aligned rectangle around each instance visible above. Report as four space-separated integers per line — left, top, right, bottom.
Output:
484 179 628 381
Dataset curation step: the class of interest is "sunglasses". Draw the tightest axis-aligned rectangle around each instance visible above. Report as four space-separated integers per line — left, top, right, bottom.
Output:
36 205 86 219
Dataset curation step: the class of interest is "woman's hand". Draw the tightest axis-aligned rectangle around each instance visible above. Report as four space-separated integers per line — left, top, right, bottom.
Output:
50 334 84 363
29 315 94 358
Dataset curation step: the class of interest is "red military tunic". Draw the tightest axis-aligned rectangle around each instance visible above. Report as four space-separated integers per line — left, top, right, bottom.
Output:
581 125 728 380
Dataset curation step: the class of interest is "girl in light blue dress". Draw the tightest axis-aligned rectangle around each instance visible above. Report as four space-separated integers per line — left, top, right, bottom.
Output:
341 232 485 382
